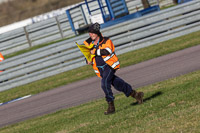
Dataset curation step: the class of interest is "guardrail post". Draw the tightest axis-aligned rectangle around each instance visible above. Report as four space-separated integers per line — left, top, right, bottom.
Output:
55 16 64 39
24 26 32 47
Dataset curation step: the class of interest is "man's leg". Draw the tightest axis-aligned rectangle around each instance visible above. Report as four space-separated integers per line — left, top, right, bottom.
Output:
112 75 144 104
101 67 115 102
111 75 132 97
101 67 116 115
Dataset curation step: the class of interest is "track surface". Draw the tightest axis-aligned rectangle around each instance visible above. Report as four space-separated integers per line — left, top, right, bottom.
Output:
1 45 200 128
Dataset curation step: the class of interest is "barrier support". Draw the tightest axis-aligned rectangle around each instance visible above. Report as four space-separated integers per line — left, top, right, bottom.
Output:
55 16 64 38
24 27 32 47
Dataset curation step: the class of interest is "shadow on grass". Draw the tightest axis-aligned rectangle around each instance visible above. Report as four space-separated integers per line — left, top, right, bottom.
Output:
130 91 162 106
115 91 163 113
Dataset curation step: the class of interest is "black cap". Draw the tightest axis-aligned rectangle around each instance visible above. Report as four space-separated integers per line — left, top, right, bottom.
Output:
88 22 101 36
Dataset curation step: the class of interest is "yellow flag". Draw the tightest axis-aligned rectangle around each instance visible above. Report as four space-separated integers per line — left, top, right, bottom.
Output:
76 42 95 62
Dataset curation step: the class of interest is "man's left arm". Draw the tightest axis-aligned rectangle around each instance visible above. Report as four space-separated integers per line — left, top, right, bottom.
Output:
95 40 113 56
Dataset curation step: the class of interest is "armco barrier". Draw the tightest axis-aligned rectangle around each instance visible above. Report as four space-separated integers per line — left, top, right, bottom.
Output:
0 14 75 55
0 0 199 92
0 0 158 56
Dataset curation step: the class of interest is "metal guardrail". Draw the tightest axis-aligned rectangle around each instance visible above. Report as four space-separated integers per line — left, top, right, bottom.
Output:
0 0 199 92
0 0 158 55
0 14 75 55
126 0 158 14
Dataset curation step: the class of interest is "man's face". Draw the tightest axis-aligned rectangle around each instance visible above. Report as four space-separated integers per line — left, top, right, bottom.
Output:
89 32 98 41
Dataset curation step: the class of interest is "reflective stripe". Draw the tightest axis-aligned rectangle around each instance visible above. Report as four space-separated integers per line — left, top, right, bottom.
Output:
0 58 4 61
103 53 115 62
94 70 99 73
105 47 112 54
111 61 120 69
97 49 101 56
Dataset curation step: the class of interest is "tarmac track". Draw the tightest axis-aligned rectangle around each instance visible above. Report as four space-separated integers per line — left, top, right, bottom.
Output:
1 44 200 128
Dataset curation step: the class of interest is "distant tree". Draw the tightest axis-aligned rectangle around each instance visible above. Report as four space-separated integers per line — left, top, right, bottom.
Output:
141 0 150 9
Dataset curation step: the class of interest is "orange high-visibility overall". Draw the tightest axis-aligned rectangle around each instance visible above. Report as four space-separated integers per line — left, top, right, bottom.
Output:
0 52 4 72
84 37 120 78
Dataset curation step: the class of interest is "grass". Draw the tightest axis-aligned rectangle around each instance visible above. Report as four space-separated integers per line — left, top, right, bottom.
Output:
0 30 200 104
0 68 200 132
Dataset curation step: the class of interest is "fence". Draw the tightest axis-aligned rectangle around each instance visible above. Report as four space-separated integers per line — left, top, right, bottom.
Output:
0 0 158 56
0 0 200 92
0 14 75 55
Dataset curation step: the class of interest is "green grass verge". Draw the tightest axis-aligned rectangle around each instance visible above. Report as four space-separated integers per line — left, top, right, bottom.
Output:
1 68 200 132
0 30 200 104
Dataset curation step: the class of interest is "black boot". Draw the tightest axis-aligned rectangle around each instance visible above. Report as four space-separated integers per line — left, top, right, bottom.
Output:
130 90 144 104
104 101 115 115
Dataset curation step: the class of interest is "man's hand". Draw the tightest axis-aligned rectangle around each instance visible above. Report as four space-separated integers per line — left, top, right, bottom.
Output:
87 61 92 65
90 49 95 55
